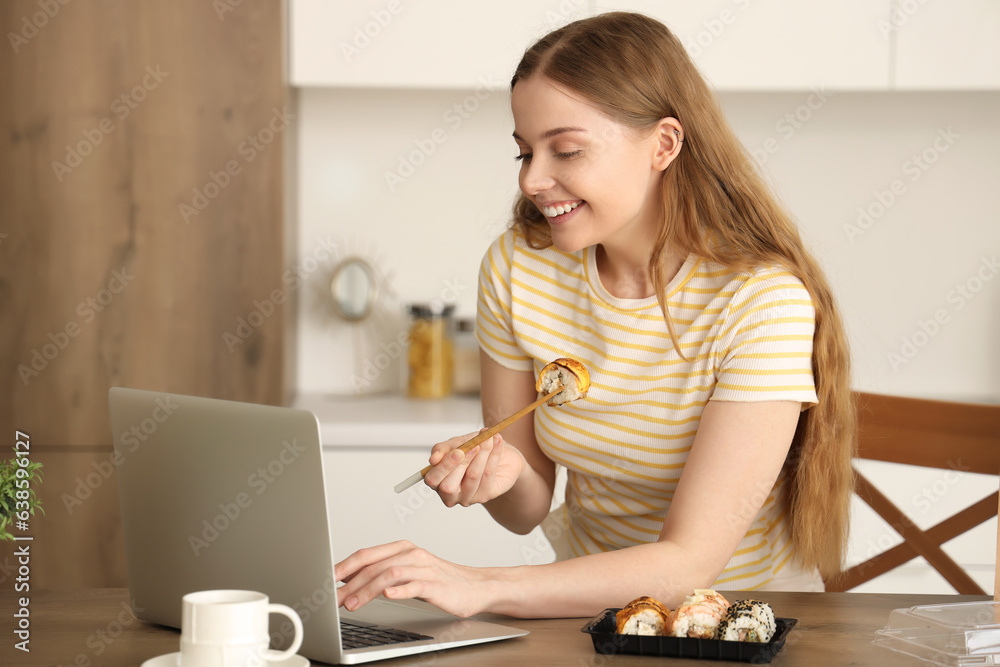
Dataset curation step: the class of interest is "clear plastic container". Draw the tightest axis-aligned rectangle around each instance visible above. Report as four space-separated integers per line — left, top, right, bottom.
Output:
452 318 481 395
407 303 454 399
874 601 1000 666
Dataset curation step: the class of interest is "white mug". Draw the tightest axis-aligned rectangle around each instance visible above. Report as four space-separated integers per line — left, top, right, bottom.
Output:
180 590 304 667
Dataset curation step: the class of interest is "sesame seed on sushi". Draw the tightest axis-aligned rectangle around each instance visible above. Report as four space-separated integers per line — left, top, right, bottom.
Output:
717 599 776 643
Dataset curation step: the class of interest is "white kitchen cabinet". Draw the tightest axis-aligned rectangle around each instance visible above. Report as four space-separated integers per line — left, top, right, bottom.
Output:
593 1 892 90
323 447 556 567
893 0 1000 89
295 393 557 567
289 0 587 89
290 1 1000 91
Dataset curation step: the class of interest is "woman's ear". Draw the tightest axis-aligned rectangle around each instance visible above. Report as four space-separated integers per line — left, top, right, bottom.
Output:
652 117 683 171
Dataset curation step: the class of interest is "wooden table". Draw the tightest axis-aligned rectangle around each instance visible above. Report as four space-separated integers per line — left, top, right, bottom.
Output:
0 589 990 666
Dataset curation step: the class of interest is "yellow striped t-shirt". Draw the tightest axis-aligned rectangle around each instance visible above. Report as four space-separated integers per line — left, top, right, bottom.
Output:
475 229 819 590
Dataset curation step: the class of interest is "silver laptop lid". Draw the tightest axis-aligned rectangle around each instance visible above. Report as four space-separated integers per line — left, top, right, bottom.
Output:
110 387 347 663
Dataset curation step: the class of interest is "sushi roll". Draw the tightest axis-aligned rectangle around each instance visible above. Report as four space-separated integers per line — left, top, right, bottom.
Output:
666 589 731 639
536 358 590 406
717 599 776 643
615 596 671 636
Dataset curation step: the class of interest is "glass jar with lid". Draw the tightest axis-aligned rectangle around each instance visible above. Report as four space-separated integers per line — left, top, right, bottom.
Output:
407 302 454 399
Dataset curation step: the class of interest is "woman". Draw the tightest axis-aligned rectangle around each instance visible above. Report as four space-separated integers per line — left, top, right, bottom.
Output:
336 11 855 619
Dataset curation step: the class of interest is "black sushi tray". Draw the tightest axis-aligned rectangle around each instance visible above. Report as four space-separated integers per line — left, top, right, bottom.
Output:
581 609 798 663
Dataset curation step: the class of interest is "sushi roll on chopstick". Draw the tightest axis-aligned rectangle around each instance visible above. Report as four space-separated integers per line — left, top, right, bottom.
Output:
615 596 671 636
717 599 776 643
536 357 590 406
667 589 731 639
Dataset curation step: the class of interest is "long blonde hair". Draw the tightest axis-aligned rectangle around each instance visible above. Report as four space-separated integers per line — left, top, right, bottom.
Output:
510 11 855 579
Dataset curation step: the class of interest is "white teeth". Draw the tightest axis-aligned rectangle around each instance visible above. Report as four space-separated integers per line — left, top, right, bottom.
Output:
541 201 582 218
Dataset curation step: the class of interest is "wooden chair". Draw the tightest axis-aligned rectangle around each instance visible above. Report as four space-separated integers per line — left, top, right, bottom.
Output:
824 392 1000 594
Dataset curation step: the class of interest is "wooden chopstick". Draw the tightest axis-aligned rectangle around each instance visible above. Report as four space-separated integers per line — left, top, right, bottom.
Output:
393 386 562 494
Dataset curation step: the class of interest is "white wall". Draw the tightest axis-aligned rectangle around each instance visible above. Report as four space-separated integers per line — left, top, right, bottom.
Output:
293 86 1000 591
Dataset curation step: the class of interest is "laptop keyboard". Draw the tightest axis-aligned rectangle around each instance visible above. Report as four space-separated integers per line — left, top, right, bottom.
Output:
340 620 433 650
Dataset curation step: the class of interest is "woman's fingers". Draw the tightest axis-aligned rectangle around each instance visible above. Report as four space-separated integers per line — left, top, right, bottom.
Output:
480 435 505 488
424 431 483 486
434 445 480 503
334 540 414 584
459 436 497 501
344 564 436 611
428 431 482 467
427 433 514 507
333 542 481 618
336 544 434 610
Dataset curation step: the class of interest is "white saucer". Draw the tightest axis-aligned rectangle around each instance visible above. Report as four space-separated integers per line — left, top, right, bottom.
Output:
141 652 310 667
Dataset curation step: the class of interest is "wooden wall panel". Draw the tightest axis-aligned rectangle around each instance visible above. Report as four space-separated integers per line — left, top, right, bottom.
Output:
3 447 128 590
0 0 289 588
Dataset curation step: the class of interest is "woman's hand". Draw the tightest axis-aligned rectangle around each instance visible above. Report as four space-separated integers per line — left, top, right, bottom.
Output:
335 541 491 618
423 430 526 507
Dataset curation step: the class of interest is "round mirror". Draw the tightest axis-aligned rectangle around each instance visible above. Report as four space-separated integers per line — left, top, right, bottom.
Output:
330 257 378 321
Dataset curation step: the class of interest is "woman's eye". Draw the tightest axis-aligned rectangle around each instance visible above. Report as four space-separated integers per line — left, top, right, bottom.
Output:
515 150 581 162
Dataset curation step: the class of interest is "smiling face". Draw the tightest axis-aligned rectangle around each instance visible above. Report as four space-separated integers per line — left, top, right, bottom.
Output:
510 75 679 255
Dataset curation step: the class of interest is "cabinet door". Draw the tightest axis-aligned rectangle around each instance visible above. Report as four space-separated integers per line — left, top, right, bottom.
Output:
1 0 286 589
290 0 587 88
324 449 555 568
894 0 1000 89
594 1 891 90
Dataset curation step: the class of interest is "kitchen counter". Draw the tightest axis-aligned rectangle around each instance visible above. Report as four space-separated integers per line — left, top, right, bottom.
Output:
293 392 483 447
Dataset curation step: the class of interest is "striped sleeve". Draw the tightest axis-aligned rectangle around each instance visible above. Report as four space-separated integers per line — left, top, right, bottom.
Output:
711 268 818 406
475 231 534 371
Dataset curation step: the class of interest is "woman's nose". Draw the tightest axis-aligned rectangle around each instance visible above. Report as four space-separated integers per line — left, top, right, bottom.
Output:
519 157 556 196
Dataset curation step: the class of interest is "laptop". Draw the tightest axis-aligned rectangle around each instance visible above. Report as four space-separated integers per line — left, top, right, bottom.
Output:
109 387 527 665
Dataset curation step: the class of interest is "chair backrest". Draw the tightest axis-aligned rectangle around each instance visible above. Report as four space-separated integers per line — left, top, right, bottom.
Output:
824 392 1000 595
